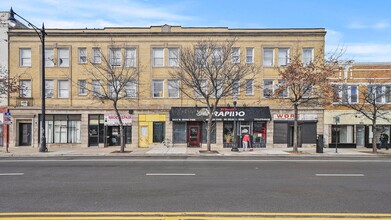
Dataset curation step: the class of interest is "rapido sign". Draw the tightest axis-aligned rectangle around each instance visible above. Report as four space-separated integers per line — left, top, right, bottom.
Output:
104 114 132 126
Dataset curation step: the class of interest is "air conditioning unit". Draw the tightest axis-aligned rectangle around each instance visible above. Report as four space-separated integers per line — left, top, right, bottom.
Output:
20 100 29 106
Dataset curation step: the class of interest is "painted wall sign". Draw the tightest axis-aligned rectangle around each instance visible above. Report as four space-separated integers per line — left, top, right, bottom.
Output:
273 113 318 121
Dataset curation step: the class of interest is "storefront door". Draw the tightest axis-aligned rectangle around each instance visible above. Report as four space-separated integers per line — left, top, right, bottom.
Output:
188 126 200 147
107 126 120 146
19 123 32 146
139 125 149 148
356 125 365 147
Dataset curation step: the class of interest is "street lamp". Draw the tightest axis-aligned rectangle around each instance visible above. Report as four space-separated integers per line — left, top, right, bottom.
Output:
334 116 340 153
231 95 239 152
9 8 48 152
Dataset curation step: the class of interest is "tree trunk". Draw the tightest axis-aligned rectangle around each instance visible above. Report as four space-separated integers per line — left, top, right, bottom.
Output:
206 114 212 151
113 101 125 153
293 104 299 152
372 120 378 153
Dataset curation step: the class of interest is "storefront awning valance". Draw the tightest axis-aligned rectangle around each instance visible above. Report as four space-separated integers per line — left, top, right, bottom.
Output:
170 107 271 122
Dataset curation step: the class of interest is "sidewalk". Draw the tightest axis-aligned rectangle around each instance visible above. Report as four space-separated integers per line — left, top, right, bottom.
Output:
1 145 391 157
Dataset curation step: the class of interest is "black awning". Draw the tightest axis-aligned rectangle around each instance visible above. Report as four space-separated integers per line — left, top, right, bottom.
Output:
170 106 271 122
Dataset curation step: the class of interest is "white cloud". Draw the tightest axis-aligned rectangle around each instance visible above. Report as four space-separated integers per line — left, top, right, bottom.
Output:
327 43 391 62
348 21 390 30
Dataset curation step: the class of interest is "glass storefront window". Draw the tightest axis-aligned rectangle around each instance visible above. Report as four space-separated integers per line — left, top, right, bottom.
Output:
332 125 354 143
40 114 81 144
153 122 165 143
223 122 234 143
173 122 187 143
202 122 216 144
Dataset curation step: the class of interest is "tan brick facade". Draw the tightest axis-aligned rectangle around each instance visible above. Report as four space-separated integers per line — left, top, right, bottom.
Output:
8 25 326 149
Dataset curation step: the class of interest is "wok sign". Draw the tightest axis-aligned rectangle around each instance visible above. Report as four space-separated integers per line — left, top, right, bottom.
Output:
104 114 132 126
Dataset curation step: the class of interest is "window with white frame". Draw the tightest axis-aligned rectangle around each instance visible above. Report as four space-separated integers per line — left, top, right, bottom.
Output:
108 80 120 99
110 48 122 66
44 114 81 144
368 85 391 103
232 80 240 96
45 80 54 98
195 79 207 98
20 48 31 67
125 80 137 98
278 48 290 66
125 48 136 67
333 85 358 103
302 84 313 98
245 79 254 95
153 80 164 98
232 47 240 63
92 48 101 64
78 80 87 96
20 80 31 98
78 48 87 64
263 48 274 67
211 79 223 98
92 80 102 97
58 80 69 98
45 48 54 67
168 80 180 98
195 48 207 67
212 48 223 66
263 79 274 98
277 79 288 98
302 48 314 65
58 48 70 67
246 47 254 63
153 48 164 67
168 48 179 67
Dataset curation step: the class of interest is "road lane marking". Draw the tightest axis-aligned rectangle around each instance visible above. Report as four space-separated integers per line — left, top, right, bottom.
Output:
316 174 364 177
0 173 24 176
146 173 195 176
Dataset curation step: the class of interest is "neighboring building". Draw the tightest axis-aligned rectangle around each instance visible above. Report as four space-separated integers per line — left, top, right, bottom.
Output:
324 63 391 148
8 25 326 149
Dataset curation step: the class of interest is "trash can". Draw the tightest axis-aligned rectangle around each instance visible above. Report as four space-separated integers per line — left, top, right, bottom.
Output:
316 135 324 153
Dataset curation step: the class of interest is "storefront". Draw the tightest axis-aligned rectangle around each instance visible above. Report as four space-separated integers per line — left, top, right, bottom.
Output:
170 107 271 148
88 114 132 147
273 113 318 147
325 110 391 148
138 114 166 148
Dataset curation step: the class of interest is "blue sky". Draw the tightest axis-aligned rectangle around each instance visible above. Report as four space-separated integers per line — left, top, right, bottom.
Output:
3 0 391 62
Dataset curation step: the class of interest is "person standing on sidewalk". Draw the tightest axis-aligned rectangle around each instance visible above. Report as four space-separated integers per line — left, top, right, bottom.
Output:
242 130 250 152
380 132 389 150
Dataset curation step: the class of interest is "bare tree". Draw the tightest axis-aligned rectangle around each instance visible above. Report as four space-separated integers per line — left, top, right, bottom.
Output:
275 49 348 152
81 47 139 153
337 76 391 153
169 38 257 152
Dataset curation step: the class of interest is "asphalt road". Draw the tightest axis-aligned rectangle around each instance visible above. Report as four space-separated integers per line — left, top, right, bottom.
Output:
0 157 390 213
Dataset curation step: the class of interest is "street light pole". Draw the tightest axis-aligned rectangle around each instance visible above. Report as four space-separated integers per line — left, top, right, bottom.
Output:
9 8 47 152
231 96 238 152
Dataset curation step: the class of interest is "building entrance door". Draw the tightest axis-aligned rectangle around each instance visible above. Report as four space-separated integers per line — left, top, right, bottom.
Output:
19 123 32 146
188 126 200 147
139 125 149 148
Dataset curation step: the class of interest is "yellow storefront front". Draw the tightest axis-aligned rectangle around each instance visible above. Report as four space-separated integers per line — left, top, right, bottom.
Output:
138 114 166 148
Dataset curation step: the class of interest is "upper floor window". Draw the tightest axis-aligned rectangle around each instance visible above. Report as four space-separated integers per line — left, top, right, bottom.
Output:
211 79 223 98
246 48 254 63
263 79 274 98
277 79 289 98
211 48 223 66
108 80 119 99
78 80 87 96
92 48 101 64
195 48 207 67
232 47 240 64
153 48 164 67
45 48 54 67
368 85 391 103
195 79 207 98
232 80 240 96
168 48 179 67
109 48 122 67
78 48 87 64
278 48 290 66
45 80 54 98
263 48 274 67
58 48 70 67
333 85 358 103
19 80 31 98
92 80 102 97
20 48 31 67
302 48 314 65
125 48 137 67
168 80 180 98
125 80 137 98
153 80 164 98
58 80 69 98
245 79 254 95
